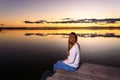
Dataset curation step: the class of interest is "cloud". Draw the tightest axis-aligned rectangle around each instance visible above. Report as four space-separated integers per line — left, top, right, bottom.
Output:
23 18 120 24
0 24 4 26
24 21 33 24
34 20 47 24
62 18 73 20
88 18 120 23
24 20 47 24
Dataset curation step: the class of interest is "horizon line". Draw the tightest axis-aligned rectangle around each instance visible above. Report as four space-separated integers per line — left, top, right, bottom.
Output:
1 26 120 30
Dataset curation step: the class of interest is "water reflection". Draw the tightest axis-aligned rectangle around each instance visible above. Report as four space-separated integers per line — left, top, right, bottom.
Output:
0 29 2 32
25 32 120 38
1 30 120 79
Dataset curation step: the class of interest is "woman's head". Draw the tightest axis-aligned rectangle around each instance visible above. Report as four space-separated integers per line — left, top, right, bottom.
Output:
68 32 77 44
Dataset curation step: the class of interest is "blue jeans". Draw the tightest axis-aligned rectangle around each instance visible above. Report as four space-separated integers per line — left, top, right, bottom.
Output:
53 60 77 71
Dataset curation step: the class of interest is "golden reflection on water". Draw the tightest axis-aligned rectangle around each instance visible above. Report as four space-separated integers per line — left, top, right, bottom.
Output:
1 29 120 67
1 29 120 41
22 29 120 35
2 29 120 34
0 29 120 45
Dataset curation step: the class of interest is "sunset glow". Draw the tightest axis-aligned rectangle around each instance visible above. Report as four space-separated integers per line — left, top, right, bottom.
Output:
0 0 120 27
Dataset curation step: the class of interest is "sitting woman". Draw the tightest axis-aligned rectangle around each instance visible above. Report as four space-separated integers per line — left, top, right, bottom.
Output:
53 32 81 71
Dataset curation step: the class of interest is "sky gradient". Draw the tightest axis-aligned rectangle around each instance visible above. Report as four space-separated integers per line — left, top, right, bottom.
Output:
0 0 120 27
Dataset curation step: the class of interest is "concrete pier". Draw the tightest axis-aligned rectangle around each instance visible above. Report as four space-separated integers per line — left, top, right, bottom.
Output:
47 63 120 80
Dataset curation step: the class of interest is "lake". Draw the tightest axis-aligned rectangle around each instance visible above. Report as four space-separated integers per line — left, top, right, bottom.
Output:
0 29 120 80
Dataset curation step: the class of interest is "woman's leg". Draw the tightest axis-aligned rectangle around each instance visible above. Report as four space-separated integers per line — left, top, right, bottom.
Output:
53 60 77 71
53 60 63 71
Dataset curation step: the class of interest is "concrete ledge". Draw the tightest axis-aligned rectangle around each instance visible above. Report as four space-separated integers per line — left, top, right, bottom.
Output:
47 63 120 80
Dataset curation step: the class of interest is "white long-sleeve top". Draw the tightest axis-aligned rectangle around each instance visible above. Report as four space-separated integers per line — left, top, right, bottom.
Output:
64 43 80 68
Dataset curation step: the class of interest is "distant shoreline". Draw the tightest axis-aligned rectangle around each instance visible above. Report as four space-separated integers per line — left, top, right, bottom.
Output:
0 26 120 30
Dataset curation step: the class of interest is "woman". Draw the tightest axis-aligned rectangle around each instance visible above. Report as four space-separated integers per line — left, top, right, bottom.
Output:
53 32 81 71
40 32 81 80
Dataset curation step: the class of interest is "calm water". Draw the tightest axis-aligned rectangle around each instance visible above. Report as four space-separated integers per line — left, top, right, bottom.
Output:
0 29 120 80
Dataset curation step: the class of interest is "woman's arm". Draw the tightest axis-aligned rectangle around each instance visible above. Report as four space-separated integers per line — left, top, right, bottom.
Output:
67 41 73 56
64 47 76 64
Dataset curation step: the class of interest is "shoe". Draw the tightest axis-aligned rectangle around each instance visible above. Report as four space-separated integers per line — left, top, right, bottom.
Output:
49 70 56 76
40 70 56 80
